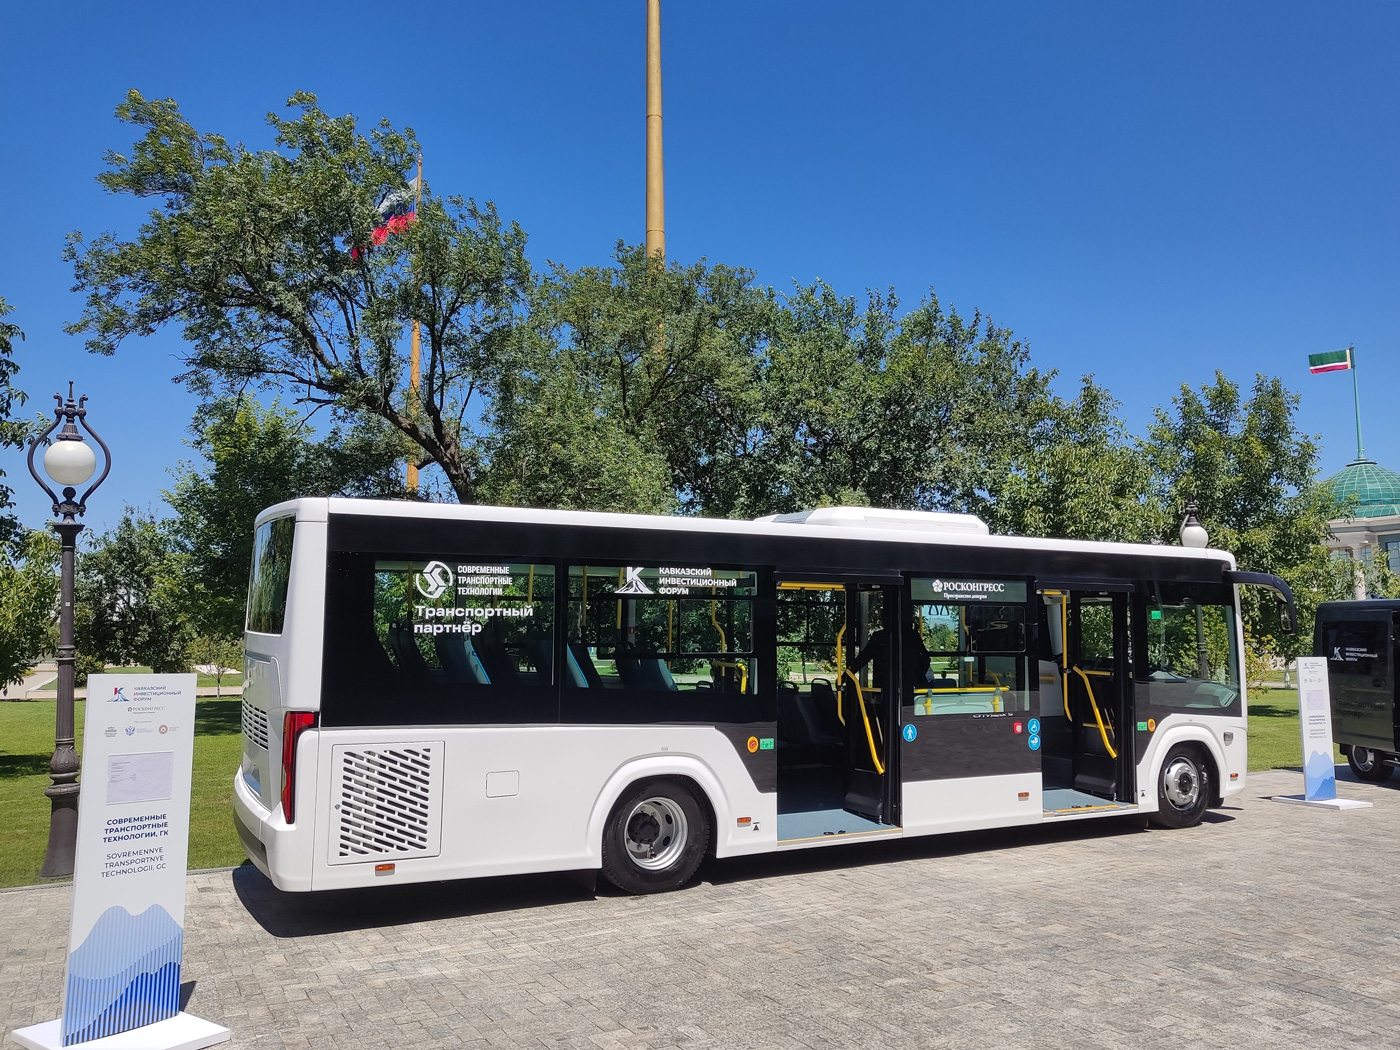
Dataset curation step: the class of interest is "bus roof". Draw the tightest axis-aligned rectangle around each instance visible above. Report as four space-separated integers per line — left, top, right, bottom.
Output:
255 497 1236 570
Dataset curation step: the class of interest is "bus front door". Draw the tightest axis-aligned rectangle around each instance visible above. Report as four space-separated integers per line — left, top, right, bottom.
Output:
1067 591 1134 801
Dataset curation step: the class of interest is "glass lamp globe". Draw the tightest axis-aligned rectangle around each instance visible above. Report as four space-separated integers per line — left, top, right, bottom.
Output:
1179 520 1209 548
43 438 97 487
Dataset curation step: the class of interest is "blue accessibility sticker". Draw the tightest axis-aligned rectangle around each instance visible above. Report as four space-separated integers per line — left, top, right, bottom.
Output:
1028 734 1041 751
902 723 917 742
1028 718 1041 735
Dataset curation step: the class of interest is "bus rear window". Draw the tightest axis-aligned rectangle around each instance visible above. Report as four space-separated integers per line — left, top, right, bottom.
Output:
247 517 295 634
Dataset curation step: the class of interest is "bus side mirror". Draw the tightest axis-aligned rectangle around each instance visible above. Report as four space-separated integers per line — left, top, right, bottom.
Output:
1223 571 1298 636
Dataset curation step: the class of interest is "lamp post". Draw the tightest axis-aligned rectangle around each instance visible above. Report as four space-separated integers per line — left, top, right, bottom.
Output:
1179 502 1211 680
26 384 111 879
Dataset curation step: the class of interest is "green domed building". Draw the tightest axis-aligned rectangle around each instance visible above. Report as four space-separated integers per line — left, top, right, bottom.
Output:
1324 459 1400 598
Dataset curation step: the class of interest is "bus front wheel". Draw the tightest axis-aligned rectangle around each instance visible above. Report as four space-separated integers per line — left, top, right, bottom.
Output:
600 778 709 894
1150 745 1211 829
1347 745 1395 783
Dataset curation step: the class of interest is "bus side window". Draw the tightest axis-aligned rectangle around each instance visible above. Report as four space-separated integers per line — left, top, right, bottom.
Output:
563 564 761 723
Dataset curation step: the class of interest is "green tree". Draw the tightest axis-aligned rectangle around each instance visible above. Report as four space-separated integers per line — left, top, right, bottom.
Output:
75 509 193 674
1143 372 1351 657
0 297 32 542
486 245 773 514
66 90 531 503
166 395 407 637
747 284 1058 518
188 633 243 697
988 376 1161 542
0 531 59 689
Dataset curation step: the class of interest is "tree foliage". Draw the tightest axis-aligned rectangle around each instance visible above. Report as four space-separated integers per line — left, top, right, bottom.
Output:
0 531 59 689
0 297 31 543
67 90 531 503
166 396 407 637
75 509 192 674
1143 372 1351 657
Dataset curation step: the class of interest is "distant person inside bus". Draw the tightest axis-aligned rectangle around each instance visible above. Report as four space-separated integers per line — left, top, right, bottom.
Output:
850 620 932 691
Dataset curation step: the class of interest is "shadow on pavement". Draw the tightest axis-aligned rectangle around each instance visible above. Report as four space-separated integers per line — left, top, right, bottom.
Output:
233 804 1253 936
233 862 599 938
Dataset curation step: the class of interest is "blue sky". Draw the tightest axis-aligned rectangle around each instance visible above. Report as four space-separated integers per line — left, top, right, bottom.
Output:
2 1 1396 532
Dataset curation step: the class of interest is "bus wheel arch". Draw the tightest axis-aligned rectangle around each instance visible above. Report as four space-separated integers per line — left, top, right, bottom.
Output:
599 776 712 894
1150 742 1213 829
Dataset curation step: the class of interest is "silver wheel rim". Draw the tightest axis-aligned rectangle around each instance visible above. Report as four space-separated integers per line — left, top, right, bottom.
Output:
1163 757 1200 810
624 796 688 871
1356 748 1376 771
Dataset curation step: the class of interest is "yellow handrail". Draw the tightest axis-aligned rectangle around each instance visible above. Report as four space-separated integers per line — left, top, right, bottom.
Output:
1071 666 1117 759
843 669 885 774
711 659 749 693
834 622 847 724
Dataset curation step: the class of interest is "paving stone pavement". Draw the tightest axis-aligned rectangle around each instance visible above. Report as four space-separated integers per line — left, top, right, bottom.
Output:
5 768 1400 1050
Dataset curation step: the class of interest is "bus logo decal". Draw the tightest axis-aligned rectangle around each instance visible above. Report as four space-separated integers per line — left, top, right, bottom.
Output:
615 567 654 595
415 560 454 600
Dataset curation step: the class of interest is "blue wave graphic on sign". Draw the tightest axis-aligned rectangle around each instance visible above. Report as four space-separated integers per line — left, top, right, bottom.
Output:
1303 750 1337 802
62 904 182 1045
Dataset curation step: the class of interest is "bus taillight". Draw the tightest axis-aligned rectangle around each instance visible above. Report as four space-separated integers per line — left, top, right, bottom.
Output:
280 712 317 824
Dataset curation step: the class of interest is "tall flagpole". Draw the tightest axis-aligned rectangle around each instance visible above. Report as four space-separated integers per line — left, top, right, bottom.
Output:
1349 345 1365 461
646 0 665 260
407 153 423 492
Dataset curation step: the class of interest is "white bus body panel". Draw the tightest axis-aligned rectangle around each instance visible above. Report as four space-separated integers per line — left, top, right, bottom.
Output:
292 725 775 892
902 773 1043 836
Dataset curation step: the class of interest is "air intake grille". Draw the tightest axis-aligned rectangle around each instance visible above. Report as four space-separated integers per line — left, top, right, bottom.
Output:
241 699 269 751
331 743 443 863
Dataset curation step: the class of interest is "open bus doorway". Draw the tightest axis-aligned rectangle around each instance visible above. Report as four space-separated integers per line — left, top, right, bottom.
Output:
1037 589 1136 813
774 579 900 840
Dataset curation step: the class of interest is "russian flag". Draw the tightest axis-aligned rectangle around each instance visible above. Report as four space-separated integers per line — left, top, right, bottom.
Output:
351 180 419 259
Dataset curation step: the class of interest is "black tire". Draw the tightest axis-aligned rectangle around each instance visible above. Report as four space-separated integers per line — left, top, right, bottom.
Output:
600 778 710 894
1150 745 1211 829
1347 745 1395 783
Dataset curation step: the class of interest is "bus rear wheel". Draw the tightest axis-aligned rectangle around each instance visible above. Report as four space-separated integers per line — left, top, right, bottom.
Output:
600 779 709 894
1347 745 1395 783
1150 745 1210 829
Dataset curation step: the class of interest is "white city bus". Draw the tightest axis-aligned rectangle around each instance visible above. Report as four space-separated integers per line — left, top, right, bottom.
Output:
232 499 1296 894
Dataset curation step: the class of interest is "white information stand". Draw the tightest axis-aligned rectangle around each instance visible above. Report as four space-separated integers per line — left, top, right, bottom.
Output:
10 675 230 1050
1270 656 1372 812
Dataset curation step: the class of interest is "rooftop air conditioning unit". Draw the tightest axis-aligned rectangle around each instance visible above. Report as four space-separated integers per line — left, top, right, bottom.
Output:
754 506 990 536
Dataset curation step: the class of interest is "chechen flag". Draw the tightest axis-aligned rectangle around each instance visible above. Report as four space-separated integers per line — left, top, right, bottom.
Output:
1308 348 1353 374
350 178 420 259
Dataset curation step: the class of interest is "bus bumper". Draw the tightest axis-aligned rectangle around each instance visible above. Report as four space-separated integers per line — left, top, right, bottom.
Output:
232 769 313 891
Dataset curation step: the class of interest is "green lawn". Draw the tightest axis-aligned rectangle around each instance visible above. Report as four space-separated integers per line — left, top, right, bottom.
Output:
0 697 245 888
1246 688 1343 771
35 666 244 691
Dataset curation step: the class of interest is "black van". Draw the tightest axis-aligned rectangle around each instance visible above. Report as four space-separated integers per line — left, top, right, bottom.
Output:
1314 600 1400 782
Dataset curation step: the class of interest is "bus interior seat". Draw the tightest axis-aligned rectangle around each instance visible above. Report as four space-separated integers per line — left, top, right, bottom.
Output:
928 677 958 690
436 633 491 685
807 679 844 739
567 642 606 689
475 628 520 685
387 622 435 682
616 653 677 692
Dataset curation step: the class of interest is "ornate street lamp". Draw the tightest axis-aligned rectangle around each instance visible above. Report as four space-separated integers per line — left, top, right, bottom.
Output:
1179 501 1211 680
26 384 111 879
